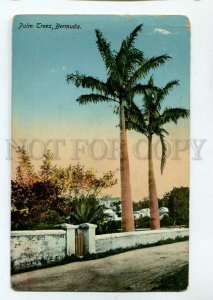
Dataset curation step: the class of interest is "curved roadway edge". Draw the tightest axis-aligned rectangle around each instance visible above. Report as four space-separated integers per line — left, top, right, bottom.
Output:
11 241 189 292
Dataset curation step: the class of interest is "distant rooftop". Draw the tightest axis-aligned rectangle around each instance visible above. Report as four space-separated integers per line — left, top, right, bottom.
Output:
98 197 120 202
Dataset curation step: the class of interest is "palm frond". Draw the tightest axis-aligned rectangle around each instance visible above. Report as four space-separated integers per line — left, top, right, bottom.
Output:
77 94 114 105
115 25 143 82
125 102 148 135
159 128 169 135
143 55 171 72
130 55 171 83
159 107 190 125
127 47 144 63
156 80 179 105
143 90 157 117
131 81 160 96
95 29 115 74
119 24 143 53
116 47 145 81
159 134 167 174
67 72 108 94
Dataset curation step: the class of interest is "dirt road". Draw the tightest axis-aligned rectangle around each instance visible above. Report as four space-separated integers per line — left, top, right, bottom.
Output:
11 241 189 292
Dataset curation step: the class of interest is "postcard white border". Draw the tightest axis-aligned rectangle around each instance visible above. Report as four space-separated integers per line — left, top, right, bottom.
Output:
1 1 213 299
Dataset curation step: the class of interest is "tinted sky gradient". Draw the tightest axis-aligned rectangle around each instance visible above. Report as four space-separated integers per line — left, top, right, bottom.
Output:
12 15 190 200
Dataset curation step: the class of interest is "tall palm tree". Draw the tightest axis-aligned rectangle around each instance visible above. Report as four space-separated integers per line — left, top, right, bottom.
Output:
67 25 170 232
127 78 189 229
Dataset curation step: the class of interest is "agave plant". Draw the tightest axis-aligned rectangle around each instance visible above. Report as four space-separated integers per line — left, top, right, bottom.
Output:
69 196 104 224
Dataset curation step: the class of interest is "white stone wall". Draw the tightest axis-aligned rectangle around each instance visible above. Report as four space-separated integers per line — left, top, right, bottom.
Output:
95 228 189 254
11 227 189 272
11 230 66 272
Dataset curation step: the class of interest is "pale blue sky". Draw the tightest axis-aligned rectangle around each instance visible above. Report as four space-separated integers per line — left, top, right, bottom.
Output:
12 15 190 199
13 15 190 130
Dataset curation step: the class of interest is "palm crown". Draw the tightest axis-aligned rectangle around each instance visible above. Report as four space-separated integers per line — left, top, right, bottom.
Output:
127 77 190 173
67 24 172 232
67 24 170 108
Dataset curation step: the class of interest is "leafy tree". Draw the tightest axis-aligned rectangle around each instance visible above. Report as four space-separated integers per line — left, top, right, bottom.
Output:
67 25 170 232
15 146 38 185
161 187 189 226
127 78 189 229
11 149 118 230
39 149 53 182
49 164 117 200
11 179 67 230
11 181 36 229
133 197 150 210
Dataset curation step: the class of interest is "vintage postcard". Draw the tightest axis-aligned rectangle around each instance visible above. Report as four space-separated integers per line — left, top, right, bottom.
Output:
11 15 190 291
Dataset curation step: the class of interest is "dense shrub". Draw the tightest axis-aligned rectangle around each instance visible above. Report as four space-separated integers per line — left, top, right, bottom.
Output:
160 187 189 226
96 220 122 235
160 215 175 227
135 216 151 229
11 180 67 230
11 148 118 230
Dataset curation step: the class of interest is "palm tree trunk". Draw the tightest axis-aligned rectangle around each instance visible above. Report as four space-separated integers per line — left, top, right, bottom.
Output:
120 101 135 232
148 135 160 229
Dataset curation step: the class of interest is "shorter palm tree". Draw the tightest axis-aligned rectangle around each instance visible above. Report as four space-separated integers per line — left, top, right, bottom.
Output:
127 78 189 229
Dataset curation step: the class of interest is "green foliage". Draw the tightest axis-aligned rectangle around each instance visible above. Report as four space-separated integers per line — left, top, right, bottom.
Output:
11 148 118 230
97 220 122 235
111 202 121 217
67 25 172 232
39 149 53 182
69 197 122 234
160 187 189 226
126 79 189 174
133 187 189 228
15 146 38 185
69 196 105 224
67 25 170 121
11 181 36 230
135 216 151 229
11 180 67 230
49 163 117 200
160 215 175 227
133 198 149 210
151 264 188 291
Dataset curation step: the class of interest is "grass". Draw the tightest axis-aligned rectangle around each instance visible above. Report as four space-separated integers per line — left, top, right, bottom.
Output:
150 264 189 291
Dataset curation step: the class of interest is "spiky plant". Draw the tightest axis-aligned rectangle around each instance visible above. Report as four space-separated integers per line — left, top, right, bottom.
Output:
69 196 104 224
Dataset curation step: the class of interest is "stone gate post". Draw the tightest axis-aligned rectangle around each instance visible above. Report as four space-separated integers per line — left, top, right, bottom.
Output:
60 224 79 256
79 223 97 254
